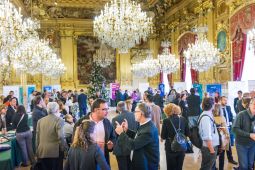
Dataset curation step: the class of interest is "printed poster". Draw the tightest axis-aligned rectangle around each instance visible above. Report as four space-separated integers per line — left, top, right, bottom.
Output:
206 84 222 97
193 84 203 100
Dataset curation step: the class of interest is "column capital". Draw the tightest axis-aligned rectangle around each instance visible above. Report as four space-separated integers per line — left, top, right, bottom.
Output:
59 30 74 37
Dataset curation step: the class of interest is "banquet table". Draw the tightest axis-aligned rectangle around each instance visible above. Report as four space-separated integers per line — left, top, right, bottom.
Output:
0 114 32 170
0 132 22 170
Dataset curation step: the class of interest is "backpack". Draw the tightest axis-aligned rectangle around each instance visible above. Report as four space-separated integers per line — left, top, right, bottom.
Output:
189 115 215 149
169 117 187 152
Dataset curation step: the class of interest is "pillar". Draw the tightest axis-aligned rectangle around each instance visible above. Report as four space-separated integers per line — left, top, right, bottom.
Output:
60 30 75 90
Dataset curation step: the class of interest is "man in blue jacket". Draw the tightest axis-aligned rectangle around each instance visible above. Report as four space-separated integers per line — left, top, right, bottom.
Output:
78 89 87 117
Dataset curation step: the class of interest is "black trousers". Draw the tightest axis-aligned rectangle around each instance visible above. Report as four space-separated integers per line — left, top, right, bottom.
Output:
116 155 131 170
39 151 64 170
218 143 234 170
166 151 185 170
39 158 58 170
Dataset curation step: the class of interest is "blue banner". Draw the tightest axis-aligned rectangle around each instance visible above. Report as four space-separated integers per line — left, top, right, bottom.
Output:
43 86 52 92
158 83 165 97
206 84 222 97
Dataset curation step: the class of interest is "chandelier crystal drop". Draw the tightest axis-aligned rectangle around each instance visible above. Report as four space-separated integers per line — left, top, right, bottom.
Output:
93 43 115 68
184 27 220 72
157 41 180 74
93 0 153 53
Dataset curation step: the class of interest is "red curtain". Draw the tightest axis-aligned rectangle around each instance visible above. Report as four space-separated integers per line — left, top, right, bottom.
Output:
180 53 186 81
232 32 247 81
191 69 199 84
178 33 198 83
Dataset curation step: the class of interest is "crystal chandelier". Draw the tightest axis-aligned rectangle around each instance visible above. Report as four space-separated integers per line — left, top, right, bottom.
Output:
93 0 153 53
0 0 24 60
184 26 220 72
43 54 66 77
93 43 115 68
131 50 160 77
13 36 49 74
158 41 179 74
13 36 66 77
140 51 160 77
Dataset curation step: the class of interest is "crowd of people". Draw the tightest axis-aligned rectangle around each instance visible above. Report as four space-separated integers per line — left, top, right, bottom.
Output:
0 87 255 170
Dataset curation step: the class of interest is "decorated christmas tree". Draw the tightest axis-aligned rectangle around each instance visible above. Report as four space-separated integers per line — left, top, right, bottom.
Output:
87 63 108 100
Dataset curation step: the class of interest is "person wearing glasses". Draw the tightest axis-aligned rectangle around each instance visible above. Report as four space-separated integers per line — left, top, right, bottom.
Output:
115 102 159 170
74 98 116 165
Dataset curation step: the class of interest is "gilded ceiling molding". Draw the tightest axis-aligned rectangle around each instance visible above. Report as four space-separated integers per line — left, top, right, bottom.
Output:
228 0 255 16
158 0 193 23
194 0 214 15
40 19 93 33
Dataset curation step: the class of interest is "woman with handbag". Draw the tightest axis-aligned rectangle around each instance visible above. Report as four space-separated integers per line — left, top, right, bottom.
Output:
12 105 35 167
161 103 190 170
213 103 230 170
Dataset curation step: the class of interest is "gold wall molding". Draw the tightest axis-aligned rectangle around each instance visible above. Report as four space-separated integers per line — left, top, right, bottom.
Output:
227 0 255 16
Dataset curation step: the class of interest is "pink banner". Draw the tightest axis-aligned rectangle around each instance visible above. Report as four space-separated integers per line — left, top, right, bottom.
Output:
110 83 120 100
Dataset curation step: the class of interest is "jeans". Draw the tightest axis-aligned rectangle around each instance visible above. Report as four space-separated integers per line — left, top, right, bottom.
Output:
236 143 255 170
228 126 235 146
79 107 87 118
200 146 218 170
188 116 199 127
16 130 35 165
166 151 185 170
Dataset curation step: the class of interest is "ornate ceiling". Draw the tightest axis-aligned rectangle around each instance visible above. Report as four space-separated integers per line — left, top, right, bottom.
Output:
16 0 184 20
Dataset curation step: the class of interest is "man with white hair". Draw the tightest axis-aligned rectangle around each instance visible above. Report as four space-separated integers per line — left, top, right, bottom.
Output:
36 102 67 170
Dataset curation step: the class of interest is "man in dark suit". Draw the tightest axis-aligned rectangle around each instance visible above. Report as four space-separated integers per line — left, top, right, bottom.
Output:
74 98 116 165
220 96 238 166
78 89 87 117
6 97 17 131
187 88 201 127
234 90 242 114
115 102 159 170
153 90 164 113
112 101 138 170
237 92 250 113
32 96 47 152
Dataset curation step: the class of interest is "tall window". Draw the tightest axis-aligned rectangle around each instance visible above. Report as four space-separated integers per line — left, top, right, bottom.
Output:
163 73 170 95
241 31 255 81
185 60 193 91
